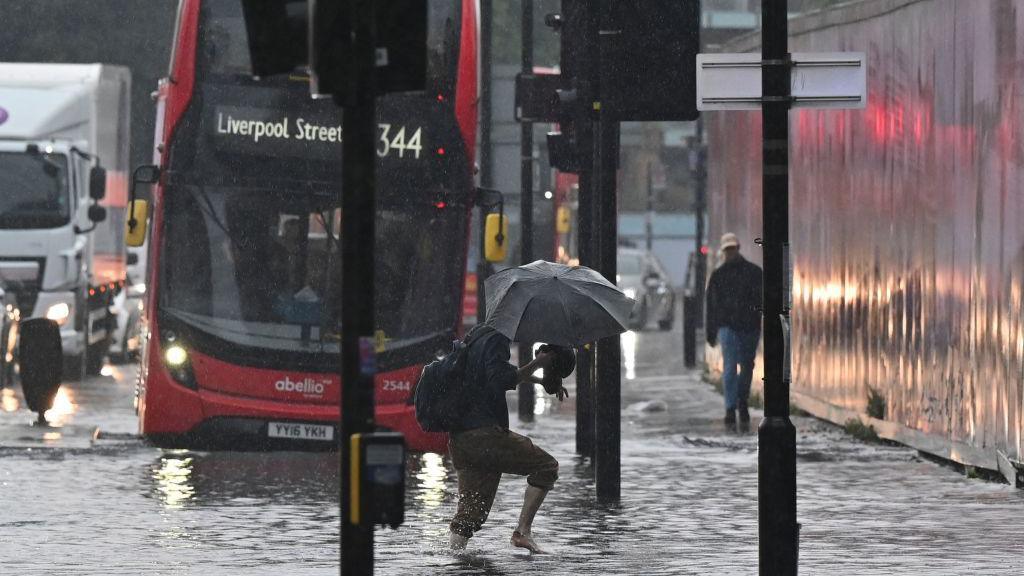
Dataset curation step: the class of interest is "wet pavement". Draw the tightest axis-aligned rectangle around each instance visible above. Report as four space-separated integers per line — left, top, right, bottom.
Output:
1 321 1022 575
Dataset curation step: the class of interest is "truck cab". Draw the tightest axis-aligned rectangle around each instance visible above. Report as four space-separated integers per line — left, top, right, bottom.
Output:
0 64 130 375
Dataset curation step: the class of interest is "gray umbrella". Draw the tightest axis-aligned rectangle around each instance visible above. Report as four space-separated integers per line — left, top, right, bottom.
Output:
484 260 635 346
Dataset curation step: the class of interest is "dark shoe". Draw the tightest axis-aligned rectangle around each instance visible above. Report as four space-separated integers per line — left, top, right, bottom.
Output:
724 409 737 429
738 406 750 424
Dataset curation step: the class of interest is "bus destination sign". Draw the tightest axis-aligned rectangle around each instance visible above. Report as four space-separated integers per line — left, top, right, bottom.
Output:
209 106 427 163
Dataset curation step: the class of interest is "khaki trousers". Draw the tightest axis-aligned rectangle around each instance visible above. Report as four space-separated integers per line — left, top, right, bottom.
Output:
448 426 559 537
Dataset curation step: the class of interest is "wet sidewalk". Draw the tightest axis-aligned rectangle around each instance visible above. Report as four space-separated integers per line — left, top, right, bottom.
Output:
385 369 1024 576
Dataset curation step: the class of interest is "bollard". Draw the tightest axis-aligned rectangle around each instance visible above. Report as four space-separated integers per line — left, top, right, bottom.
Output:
682 294 696 368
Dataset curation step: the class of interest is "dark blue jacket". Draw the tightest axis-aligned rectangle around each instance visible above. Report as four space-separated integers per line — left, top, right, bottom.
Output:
706 255 763 341
452 328 518 431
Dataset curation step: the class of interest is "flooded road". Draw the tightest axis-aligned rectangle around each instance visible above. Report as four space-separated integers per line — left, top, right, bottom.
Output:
1 322 1022 575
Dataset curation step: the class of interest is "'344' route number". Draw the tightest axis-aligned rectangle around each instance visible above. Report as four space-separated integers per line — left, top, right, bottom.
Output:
377 124 423 159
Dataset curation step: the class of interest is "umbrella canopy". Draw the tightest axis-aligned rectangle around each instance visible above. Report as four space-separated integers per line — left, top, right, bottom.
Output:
484 260 635 346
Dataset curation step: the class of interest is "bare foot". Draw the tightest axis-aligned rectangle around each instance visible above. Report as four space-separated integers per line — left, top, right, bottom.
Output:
511 530 546 554
449 532 468 551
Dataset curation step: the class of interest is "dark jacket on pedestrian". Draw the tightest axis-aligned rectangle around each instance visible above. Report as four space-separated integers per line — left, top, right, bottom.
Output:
706 255 763 343
451 326 518 432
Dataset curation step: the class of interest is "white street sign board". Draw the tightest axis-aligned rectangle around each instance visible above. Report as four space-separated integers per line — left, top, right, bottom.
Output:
696 52 866 111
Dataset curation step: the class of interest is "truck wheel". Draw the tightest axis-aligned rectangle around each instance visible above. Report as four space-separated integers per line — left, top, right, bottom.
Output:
85 340 108 376
63 355 85 381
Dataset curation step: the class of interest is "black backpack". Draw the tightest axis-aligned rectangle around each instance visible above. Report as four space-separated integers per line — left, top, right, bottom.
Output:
414 326 494 433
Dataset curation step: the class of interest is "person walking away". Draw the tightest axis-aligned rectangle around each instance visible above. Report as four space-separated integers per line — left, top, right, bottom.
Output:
448 324 559 554
705 232 762 430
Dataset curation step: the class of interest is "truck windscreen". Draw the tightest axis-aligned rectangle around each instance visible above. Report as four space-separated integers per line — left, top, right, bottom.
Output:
0 152 70 229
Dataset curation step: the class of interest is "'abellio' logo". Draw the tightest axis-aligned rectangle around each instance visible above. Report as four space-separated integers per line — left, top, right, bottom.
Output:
0 107 9 126
275 376 329 397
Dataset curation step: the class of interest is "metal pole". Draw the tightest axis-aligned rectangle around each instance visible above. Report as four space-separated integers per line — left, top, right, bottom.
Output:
477 0 493 325
759 1 799 573
683 294 696 367
594 119 621 503
645 162 654 252
693 119 707 328
570 0 596 459
518 0 536 422
340 0 376 573
594 1 621 504
575 128 595 458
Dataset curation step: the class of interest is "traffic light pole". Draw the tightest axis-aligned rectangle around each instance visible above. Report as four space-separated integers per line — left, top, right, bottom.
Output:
593 117 621 504
340 1 377 574
759 1 799 573
575 119 596 458
593 1 621 504
565 0 596 460
477 0 493 325
518 0 536 423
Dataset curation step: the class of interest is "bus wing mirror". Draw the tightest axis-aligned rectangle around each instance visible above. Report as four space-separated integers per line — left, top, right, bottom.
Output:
556 206 571 233
126 200 150 248
89 166 107 200
484 213 508 263
133 165 161 186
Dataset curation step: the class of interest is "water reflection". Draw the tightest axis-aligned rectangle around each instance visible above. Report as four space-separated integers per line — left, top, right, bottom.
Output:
43 387 76 425
146 451 339 508
1 387 19 412
152 454 196 509
413 452 448 509
621 330 637 380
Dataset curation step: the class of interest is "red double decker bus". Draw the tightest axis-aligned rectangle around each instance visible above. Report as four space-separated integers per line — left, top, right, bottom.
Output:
134 0 478 451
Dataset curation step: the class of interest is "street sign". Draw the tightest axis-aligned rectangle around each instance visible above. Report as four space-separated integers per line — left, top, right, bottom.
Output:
696 52 866 111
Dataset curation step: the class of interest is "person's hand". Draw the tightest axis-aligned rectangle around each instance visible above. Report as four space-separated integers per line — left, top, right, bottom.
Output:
555 385 569 402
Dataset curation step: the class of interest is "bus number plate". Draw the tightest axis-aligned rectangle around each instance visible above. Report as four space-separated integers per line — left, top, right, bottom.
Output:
268 422 335 442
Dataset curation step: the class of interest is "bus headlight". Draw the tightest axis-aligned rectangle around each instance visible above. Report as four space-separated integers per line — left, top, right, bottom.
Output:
162 342 197 390
164 344 188 367
46 302 72 326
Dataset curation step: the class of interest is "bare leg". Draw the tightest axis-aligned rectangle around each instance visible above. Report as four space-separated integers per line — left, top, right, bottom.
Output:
511 485 549 553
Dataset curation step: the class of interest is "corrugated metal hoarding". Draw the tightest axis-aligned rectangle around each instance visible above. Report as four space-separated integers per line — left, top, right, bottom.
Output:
707 0 1024 473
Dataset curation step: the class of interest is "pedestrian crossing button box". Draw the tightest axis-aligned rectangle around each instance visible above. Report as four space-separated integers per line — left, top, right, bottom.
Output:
350 432 406 529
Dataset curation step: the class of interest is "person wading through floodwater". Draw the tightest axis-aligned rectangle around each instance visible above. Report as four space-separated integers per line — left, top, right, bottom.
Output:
705 232 763 432
447 323 563 554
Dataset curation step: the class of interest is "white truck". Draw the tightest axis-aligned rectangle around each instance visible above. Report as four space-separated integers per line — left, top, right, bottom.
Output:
0 63 130 376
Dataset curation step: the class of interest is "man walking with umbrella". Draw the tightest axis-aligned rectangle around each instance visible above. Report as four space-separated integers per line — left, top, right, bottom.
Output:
705 232 763 431
448 261 634 553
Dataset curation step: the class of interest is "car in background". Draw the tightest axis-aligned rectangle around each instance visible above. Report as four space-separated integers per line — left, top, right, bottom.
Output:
617 247 676 331
109 248 146 364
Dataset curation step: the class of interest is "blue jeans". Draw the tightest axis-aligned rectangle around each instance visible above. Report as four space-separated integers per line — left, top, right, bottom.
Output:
718 327 760 411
